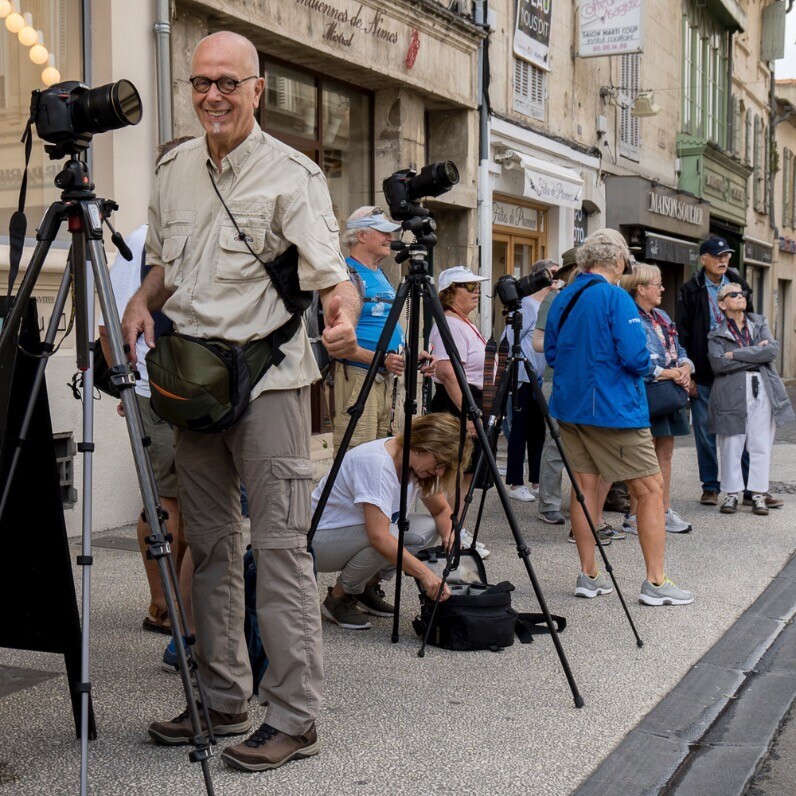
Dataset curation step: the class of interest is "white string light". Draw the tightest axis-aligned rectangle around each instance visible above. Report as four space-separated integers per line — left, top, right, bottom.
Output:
42 52 60 86
0 1 12 20
29 29 47 64
5 1 24 33
18 11 36 45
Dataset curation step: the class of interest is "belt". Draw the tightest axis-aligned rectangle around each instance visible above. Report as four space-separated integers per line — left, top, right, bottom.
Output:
747 368 760 373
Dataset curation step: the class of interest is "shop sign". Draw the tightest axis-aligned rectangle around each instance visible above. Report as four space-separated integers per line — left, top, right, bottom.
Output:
493 201 539 232
780 235 796 255
295 0 400 49
744 239 773 265
577 0 644 57
648 190 704 227
645 233 699 267
513 0 552 71
524 170 582 209
573 206 588 245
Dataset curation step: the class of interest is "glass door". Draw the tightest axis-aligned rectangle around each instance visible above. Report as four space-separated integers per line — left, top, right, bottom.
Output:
491 234 540 340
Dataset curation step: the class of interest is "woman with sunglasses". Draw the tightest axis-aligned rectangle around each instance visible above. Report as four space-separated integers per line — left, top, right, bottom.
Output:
311 413 473 630
707 284 793 515
620 264 694 534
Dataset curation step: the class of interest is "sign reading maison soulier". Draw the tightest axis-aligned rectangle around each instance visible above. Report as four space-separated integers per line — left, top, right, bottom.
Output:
295 0 399 48
648 191 704 227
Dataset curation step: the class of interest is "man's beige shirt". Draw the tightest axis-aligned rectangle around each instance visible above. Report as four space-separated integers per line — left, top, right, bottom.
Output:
145 122 349 399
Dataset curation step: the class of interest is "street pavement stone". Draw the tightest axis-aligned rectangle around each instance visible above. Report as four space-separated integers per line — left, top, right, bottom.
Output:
0 438 794 795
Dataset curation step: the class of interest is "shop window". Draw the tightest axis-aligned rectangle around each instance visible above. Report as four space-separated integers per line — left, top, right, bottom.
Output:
260 58 373 223
0 0 83 244
513 58 545 122
619 54 640 162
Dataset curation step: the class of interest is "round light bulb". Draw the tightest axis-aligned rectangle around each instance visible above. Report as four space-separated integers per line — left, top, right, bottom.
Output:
42 55 61 87
0 1 12 20
5 11 24 32
29 42 48 65
18 14 37 46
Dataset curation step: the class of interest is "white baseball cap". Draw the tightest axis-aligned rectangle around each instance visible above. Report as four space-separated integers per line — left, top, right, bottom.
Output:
437 266 489 292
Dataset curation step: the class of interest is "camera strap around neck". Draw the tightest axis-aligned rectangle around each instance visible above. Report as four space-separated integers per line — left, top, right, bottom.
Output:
7 117 34 300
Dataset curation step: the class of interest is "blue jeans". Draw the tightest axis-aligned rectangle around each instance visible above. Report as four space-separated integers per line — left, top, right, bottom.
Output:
691 383 748 494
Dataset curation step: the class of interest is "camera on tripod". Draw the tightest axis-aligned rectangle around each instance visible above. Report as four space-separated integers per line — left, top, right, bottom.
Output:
382 161 459 220
29 79 142 160
494 270 552 308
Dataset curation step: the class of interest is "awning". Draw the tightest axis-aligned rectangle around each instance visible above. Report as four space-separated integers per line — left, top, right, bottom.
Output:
645 232 700 267
514 152 584 210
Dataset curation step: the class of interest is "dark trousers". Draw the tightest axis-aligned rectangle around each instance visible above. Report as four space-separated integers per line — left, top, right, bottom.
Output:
506 382 546 486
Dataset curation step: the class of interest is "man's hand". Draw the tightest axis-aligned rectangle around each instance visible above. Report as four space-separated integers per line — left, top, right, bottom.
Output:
688 380 698 398
419 570 451 602
321 294 358 360
384 352 405 375
419 349 437 377
724 351 734 359
121 298 154 366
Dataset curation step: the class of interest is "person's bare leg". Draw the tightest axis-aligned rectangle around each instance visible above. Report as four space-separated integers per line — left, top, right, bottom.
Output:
654 436 675 511
626 473 665 584
569 471 602 577
596 476 612 525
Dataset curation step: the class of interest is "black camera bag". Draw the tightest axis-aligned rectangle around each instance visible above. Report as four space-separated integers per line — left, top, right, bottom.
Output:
411 546 566 652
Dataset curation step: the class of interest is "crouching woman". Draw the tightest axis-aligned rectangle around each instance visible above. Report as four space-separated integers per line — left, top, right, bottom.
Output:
311 412 472 630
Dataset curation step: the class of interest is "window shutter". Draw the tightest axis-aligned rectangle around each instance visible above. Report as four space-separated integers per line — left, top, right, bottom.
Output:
619 54 640 161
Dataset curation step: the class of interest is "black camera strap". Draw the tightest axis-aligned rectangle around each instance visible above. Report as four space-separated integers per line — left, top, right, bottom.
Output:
7 117 34 300
556 278 600 335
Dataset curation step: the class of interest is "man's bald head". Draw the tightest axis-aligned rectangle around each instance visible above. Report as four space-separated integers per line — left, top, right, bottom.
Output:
192 31 259 75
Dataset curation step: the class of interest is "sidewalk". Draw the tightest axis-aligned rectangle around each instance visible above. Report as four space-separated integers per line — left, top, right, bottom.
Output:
0 438 794 795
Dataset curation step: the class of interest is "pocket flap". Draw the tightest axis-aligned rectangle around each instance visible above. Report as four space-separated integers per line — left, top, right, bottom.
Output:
161 235 188 263
219 224 266 254
271 457 313 480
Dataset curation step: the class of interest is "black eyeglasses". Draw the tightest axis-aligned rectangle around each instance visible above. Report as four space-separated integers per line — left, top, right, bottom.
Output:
189 75 258 94
722 291 748 300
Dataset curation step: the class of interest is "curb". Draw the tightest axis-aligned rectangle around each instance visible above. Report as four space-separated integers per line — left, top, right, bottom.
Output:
574 552 796 796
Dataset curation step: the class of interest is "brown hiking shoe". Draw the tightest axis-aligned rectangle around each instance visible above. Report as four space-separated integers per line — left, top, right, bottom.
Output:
700 491 719 506
221 722 319 771
148 705 250 746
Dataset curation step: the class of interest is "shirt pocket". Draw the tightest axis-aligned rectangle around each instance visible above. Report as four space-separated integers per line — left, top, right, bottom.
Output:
161 234 189 286
216 222 269 282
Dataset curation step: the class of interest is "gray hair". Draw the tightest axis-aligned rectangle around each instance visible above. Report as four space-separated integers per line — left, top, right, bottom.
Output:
341 205 381 248
576 228 630 272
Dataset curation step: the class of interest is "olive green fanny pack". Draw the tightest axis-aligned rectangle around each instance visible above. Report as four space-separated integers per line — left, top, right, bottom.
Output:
145 314 302 433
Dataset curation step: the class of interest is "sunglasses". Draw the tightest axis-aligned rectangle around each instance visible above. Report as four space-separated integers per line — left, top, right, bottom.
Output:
721 291 748 300
456 282 480 293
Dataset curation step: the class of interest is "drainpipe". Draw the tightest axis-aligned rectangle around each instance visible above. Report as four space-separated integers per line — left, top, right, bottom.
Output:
475 1 492 334
154 0 173 144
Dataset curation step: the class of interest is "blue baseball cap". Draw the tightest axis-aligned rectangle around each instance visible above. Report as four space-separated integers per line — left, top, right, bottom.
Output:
699 237 733 257
345 208 401 233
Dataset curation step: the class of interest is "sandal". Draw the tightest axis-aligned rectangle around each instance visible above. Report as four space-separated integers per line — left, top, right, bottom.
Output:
142 608 172 635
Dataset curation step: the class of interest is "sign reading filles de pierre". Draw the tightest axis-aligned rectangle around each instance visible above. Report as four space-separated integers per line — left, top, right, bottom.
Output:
513 0 552 71
578 0 644 58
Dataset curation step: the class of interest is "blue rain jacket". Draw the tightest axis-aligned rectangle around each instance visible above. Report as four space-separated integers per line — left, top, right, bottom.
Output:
544 273 652 428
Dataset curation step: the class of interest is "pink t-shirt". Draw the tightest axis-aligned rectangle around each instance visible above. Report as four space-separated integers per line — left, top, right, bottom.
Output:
428 315 486 390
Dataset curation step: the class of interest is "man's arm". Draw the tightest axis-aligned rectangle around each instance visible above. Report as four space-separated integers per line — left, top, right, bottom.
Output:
120 266 173 365
319 281 359 360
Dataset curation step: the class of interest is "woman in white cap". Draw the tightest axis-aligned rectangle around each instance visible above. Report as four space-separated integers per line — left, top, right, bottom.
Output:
428 266 491 556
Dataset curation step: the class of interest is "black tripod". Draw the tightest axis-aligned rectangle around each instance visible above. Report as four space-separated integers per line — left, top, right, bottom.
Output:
308 220 584 708
454 297 643 646
0 155 216 796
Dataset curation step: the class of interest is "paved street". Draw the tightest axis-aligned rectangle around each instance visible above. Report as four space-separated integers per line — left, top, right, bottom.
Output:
1 401 795 796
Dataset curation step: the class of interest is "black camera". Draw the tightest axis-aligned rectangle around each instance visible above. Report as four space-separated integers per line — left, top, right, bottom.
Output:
495 271 552 307
30 80 142 158
382 161 459 219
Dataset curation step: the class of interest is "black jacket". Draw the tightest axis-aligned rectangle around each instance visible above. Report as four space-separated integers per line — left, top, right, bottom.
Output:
675 267 753 386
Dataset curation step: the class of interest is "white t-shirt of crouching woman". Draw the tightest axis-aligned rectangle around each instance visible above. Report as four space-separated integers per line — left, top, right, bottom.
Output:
311 439 417 531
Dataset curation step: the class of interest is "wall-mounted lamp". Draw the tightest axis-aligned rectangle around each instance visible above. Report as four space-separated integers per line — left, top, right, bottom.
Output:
600 85 660 118
494 148 522 168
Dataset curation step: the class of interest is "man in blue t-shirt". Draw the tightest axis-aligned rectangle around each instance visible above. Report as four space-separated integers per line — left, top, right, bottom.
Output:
334 206 435 450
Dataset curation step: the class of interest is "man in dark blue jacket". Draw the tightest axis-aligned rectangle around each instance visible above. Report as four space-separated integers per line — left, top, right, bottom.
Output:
545 229 694 607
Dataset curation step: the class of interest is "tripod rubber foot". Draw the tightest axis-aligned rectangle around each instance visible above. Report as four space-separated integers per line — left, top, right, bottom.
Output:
574 695 585 709
637 639 644 648
390 634 399 644
417 649 425 658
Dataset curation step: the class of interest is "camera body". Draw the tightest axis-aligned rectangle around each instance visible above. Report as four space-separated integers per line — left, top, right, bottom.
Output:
495 271 552 307
382 161 459 220
30 79 142 159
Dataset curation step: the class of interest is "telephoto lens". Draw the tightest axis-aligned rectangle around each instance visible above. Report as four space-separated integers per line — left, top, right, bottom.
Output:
72 79 142 134
408 161 459 200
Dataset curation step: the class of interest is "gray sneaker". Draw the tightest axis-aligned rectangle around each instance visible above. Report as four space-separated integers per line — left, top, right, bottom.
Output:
539 510 565 525
575 571 614 599
596 520 626 541
321 588 372 629
665 508 692 533
622 513 638 535
639 578 694 606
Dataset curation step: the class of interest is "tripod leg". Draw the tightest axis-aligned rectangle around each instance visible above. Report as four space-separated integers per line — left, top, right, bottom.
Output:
519 358 643 647
423 281 584 707
85 233 216 794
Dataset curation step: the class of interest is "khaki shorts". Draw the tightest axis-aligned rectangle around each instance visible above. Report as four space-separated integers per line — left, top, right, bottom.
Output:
136 392 178 497
333 364 402 450
557 421 660 483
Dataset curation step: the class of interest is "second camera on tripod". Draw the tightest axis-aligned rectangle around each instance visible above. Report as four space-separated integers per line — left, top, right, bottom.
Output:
495 269 553 307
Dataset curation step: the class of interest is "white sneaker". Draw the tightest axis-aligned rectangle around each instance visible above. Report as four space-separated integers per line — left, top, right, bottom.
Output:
508 485 536 503
664 508 692 533
622 513 638 535
460 528 491 559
